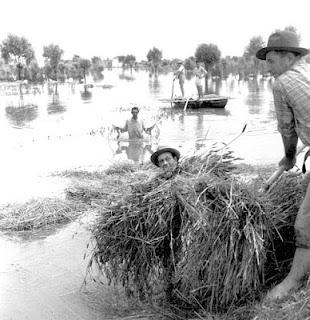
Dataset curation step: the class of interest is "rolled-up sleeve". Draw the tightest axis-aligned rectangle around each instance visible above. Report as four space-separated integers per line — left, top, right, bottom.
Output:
273 80 297 138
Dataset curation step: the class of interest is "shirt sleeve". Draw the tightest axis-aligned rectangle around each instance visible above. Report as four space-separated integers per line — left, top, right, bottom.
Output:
273 79 297 138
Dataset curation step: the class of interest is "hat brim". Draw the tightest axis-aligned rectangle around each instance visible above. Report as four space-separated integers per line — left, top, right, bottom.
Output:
256 46 309 60
151 147 180 167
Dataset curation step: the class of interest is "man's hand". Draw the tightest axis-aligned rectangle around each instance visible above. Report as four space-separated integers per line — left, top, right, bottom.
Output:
279 156 296 171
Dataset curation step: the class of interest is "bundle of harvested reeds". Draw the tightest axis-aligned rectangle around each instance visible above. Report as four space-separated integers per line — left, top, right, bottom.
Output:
85 149 308 315
0 197 86 231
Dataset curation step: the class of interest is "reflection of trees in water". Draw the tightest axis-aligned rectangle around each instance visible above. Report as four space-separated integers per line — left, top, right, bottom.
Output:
119 70 135 81
207 78 222 94
247 78 260 93
148 74 160 95
47 94 67 114
80 89 92 102
245 79 272 111
5 102 38 127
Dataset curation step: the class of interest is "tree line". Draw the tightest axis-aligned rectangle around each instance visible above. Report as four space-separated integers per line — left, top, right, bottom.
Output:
0 26 302 83
0 34 106 83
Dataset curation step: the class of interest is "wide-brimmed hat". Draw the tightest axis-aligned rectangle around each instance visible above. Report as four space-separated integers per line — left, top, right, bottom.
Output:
176 59 183 64
256 31 309 60
150 146 180 167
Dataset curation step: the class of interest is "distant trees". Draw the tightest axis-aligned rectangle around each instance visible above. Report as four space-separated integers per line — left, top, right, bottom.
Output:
243 36 265 77
1 34 35 80
124 54 136 69
147 47 162 74
43 44 64 81
90 56 104 81
117 54 136 69
195 43 221 72
78 58 91 85
195 44 221 92
184 56 196 71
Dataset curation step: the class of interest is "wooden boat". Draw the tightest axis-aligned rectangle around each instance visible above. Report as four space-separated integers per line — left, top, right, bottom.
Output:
161 94 228 109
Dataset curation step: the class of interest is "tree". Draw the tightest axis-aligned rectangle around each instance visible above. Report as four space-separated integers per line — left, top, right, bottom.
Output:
243 36 265 77
147 47 162 74
195 43 221 93
42 44 64 81
91 56 104 81
195 44 221 71
244 36 265 58
184 56 196 71
1 34 35 80
124 54 136 69
79 58 91 85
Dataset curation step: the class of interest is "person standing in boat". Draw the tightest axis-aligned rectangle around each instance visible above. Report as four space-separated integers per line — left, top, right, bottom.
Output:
113 107 155 139
194 61 208 99
174 60 185 97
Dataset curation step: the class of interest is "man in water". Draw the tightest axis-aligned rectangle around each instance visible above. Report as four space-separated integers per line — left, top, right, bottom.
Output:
114 107 155 139
256 30 310 300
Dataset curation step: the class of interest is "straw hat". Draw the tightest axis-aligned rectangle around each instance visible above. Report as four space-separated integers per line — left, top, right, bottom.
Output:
150 146 180 167
256 31 309 60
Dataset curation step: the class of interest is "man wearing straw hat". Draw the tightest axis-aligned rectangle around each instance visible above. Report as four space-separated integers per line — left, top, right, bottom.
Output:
151 146 181 179
256 30 310 300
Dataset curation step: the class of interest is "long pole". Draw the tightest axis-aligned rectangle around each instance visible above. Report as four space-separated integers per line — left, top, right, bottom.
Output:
170 78 175 108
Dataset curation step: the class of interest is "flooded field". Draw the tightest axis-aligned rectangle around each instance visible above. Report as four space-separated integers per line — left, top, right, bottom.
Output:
0 70 284 204
0 70 297 319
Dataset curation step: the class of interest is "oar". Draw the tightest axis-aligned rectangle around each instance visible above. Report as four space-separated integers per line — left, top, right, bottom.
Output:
263 144 306 192
170 78 175 108
183 96 192 112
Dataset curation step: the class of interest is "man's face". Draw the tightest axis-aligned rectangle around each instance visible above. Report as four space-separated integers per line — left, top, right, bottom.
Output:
266 51 291 77
157 152 178 177
131 109 139 119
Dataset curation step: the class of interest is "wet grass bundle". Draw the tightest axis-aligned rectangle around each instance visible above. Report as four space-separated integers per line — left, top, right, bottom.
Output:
263 172 307 287
85 150 309 316
177 178 270 312
86 151 263 307
0 197 86 231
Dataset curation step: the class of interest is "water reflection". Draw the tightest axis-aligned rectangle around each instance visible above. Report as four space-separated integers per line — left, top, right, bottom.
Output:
80 88 93 102
47 94 67 114
5 101 38 128
148 75 160 95
115 140 155 164
119 71 135 81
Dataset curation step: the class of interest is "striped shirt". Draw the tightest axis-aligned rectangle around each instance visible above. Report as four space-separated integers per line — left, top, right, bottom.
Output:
273 55 310 146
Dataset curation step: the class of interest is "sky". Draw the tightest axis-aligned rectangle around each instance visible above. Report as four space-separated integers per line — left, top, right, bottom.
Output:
1 0 310 65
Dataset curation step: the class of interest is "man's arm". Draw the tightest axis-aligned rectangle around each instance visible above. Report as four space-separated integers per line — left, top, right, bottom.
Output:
114 120 128 133
273 80 298 171
279 133 298 170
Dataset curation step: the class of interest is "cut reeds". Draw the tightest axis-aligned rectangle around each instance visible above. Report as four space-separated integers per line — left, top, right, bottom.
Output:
0 197 86 231
83 148 309 316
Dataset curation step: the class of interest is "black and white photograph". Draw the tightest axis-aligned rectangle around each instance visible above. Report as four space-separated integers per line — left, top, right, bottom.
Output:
1 0 310 319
